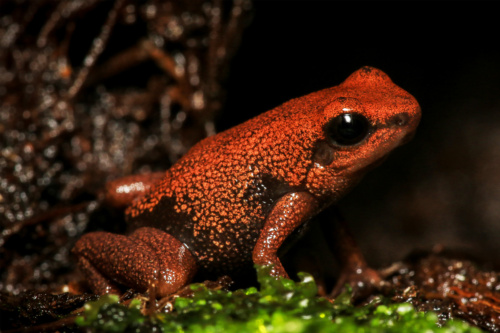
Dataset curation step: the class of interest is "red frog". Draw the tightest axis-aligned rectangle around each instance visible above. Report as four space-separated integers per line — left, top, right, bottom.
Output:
73 66 421 297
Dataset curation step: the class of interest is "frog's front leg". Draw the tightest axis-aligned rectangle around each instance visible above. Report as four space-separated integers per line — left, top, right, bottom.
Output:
72 227 197 297
252 192 319 278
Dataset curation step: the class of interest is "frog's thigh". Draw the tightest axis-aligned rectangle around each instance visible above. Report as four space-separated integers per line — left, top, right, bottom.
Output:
73 227 197 297
129 227 198 295
252 192 319 278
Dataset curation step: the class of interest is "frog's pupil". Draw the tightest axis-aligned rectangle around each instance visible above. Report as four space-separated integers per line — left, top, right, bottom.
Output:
328 113 370 146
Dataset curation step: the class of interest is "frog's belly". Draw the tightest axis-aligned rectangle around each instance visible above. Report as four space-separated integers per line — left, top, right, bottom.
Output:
183 222 263 273
127 195 269 274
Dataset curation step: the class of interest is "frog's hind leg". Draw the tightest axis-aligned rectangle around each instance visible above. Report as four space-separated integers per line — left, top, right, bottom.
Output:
73 227 197 297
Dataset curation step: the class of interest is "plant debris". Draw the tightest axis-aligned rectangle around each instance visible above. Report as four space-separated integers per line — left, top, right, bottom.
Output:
0 291 96 331
384 251 500 333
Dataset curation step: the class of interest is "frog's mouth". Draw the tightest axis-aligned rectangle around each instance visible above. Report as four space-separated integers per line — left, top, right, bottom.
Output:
368 128 414 163
399 130 416 145
330 126 411 174
369 154 390 169
347 154 390 177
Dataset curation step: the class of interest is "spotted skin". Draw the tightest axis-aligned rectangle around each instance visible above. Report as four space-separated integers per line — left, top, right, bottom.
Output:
73 67 421 297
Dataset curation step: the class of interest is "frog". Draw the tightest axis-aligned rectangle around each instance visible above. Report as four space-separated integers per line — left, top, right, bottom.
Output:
73 66 421 297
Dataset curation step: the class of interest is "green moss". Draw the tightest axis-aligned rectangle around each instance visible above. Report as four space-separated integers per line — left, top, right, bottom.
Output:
75 267 484 333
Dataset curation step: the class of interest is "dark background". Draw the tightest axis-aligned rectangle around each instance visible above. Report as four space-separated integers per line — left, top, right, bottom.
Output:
221 2 500 268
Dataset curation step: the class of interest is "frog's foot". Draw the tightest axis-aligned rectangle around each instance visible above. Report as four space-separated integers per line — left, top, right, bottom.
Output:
330 263 382 299
72 227 197 298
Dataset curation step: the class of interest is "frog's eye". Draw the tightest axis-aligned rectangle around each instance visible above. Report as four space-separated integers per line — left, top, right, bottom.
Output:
326 113 371 146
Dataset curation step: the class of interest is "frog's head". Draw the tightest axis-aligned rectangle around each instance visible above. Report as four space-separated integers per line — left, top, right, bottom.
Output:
306 66 421 200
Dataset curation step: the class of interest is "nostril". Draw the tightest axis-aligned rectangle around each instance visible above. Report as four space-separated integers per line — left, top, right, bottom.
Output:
388 113 409 127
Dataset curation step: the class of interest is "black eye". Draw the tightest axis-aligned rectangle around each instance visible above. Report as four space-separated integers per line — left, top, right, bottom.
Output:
326 113 371 146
